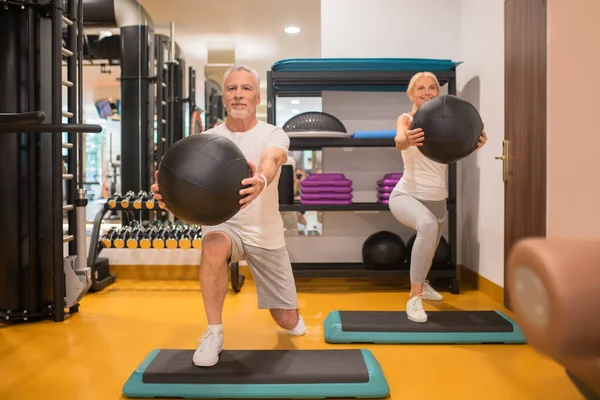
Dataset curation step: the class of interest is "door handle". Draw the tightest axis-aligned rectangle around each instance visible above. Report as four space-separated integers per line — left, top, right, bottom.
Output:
495 139 509 182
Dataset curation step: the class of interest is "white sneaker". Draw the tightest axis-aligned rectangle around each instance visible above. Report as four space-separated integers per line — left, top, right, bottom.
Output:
422 280 444 301
406 295 428 323
192 328 224 367
287 315 306 336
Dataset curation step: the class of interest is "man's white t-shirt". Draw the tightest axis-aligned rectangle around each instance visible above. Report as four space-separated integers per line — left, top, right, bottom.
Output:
200 120 290 249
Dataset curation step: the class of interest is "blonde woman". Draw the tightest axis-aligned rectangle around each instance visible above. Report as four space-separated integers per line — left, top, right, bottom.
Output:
392 72 487 323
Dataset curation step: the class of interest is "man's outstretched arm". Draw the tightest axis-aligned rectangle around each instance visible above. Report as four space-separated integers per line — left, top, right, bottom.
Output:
257 145 288 187
239 145 288 209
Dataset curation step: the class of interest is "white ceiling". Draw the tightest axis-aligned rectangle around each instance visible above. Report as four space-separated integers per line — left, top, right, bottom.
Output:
138 0 323 123
81 0 323 125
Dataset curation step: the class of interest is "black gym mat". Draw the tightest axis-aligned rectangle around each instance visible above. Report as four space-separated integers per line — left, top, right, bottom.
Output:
324 310 526 344
123 348 390 398
142 349 370 385
338 310 515 332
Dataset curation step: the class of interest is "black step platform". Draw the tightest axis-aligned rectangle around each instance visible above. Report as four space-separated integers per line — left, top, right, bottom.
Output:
122 349 389 398
323 310 527 344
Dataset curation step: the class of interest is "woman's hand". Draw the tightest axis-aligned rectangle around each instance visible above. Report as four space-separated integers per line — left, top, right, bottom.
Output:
395 114 424 150
476 123 488 151
406 128 424 147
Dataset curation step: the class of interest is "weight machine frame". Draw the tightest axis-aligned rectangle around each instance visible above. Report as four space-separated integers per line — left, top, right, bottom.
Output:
0 0 102 323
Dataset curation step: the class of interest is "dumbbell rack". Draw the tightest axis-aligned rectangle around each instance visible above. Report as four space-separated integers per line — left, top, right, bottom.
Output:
87 193 164 291
88 193 246 293
99 221 202 251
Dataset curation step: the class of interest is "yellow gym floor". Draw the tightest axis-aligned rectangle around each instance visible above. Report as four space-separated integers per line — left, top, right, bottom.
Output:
0 276 584 400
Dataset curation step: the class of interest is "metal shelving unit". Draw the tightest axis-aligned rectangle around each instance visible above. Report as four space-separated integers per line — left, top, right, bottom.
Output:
256 60 460 293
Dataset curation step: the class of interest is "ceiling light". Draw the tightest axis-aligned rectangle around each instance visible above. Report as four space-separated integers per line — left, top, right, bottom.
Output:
284 26 300 34
290 99 300 104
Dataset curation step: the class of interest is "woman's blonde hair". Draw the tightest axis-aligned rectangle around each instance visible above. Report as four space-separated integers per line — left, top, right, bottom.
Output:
407 72 441 97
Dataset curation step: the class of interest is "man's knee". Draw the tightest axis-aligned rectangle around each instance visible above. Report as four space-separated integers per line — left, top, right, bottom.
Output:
201 232 232 266
269 309 298 330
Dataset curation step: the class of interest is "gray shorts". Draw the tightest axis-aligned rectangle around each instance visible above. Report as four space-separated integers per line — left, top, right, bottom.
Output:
203 226 299 310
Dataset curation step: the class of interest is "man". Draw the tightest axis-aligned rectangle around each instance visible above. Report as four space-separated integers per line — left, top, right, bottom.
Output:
151 65 305 367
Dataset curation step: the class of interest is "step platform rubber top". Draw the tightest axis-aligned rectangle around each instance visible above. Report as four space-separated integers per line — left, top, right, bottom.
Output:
122 348 390 399
323 310 527 344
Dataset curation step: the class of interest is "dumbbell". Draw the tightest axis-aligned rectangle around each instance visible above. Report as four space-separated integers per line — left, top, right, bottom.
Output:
100 226 118 248
506 237 600 398
120 190 136 208
133 191 148 209
107 192 122 209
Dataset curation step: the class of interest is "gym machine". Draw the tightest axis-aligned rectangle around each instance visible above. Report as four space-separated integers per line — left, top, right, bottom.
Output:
153 29 197 175
76 12 198 201
205 79 224 129
76 13 201 280
0 0 102 323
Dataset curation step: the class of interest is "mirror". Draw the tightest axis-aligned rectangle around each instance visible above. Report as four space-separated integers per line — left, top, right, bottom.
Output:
282 149 323 236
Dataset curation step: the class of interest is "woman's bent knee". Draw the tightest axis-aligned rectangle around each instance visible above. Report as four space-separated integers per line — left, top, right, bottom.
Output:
415 217 439 238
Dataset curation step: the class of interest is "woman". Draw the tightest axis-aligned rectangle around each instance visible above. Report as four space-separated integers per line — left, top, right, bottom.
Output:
392 72 487 323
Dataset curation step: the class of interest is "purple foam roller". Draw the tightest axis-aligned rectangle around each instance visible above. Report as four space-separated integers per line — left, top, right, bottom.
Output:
300 199 353 205
384 173 403 179
306 173 346 180
378 178 399 186
378 185 395 193
301 179 352 187
301 186 353 194
302 193 353 201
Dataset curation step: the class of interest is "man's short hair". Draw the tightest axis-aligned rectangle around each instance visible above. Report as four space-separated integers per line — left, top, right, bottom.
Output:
223 64 261 89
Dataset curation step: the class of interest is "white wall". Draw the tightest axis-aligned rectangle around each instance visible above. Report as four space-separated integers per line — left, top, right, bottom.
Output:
456 0 505 286
285 0 461 263
321 0 460 59
300 0 506 287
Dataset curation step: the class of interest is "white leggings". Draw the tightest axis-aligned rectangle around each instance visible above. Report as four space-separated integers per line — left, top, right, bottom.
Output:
389 191 447 284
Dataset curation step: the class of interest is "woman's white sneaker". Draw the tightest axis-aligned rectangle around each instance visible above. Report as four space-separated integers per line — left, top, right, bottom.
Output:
422 280 444 301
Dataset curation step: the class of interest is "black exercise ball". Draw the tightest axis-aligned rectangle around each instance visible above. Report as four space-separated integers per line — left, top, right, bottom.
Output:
362 231 407 270
412 95 483 164
157 133 251 226
405 234 451 270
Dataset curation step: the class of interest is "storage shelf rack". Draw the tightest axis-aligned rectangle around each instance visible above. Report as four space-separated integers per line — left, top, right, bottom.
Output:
260 59 461 293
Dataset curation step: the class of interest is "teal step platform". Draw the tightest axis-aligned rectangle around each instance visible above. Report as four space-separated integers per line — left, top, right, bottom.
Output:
122 348 389 399
323 310 527 344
